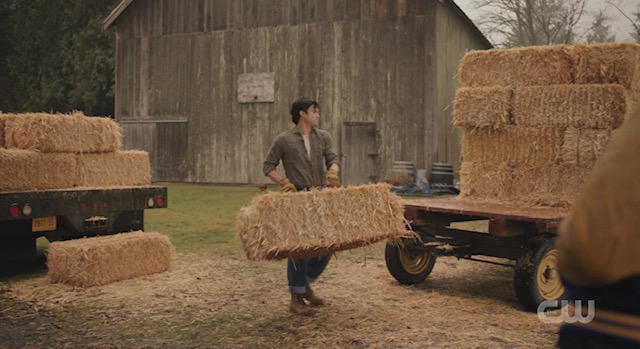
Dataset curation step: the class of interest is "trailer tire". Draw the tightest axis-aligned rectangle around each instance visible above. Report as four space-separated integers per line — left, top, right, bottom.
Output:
385 239 436 285
514 237 565 311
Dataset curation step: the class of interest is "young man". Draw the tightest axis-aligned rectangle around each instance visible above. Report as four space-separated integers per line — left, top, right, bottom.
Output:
262 97 341 316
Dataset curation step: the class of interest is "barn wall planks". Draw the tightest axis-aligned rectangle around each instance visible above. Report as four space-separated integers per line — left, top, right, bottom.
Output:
111 0 489 184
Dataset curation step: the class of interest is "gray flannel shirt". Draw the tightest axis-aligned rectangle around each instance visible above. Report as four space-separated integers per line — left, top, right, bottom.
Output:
263 127 338 189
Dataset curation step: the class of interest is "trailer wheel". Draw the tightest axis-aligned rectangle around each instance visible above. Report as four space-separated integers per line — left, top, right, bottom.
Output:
385 239 436 285
514 238 565 311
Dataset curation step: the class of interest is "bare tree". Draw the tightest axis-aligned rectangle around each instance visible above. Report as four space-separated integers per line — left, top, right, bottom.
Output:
606 1 640 42
586 10 616 43
472 0 588 48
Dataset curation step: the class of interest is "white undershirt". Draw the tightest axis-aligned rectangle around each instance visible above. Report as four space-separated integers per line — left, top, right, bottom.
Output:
302 135 311 157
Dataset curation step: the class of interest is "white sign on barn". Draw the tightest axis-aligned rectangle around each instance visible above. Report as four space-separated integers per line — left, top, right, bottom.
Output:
237 72 275 103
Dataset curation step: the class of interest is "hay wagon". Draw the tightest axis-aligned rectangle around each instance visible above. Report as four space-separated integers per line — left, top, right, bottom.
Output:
385 198 569 311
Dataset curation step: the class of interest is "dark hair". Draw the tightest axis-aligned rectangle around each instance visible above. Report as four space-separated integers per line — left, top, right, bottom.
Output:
290 97 319 124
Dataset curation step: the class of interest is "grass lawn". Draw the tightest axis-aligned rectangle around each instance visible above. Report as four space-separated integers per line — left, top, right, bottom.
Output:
0 183 559 349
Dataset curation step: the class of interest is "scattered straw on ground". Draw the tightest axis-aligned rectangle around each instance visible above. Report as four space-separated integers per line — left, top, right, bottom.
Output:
2 247 559 348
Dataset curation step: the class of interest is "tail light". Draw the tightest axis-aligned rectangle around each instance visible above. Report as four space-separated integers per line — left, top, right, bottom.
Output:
155 197 164 207
9 204 20 218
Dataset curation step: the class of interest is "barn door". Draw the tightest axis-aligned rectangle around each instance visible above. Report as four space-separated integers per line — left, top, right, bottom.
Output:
341 122 378 186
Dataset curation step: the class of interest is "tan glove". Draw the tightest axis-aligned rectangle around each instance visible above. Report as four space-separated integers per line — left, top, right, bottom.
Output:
279 178 297 192
325 169 341 188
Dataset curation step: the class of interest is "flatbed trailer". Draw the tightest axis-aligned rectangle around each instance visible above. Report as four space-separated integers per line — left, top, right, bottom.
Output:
384 197 570 311
0 185 167 276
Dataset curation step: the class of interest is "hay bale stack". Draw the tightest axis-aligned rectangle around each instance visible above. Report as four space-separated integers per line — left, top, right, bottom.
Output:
237 183 410 260
47 231 174 287
77 150 151 187
0 149 77 191
456 43 640 208
4 112 122 153
0 112 151 192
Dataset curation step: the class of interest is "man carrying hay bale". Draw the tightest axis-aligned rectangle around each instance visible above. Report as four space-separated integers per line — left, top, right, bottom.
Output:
263 97 340 316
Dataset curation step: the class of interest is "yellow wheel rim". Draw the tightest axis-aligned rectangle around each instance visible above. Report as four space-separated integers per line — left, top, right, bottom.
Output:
536 249 564 301
398 246 431 275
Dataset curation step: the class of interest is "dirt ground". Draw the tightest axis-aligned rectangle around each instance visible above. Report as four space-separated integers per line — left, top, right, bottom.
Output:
0 243 559 349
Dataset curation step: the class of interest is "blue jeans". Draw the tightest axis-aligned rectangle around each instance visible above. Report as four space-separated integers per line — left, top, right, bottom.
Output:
288 255 331 294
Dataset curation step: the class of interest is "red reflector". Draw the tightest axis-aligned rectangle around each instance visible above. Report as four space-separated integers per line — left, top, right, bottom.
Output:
9 204 20 217
103 202 108 209
81 202 88 209
155 197 164 207
93 202 98 209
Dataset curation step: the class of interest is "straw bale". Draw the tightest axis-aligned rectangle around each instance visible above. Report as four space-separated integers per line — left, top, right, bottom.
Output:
510 164 591 208
571 43 640 91
458 161 515 200
461 126 563 166
452 87 513 129
76 150 151 187
459 45 573 87
236 183 411 260
0 149 77 191
4 112 122 153
47 231 174 287
513 84 629 129
560 129 613 168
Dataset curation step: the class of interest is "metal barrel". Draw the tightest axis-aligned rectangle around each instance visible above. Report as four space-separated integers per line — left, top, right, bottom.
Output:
430 162 454 185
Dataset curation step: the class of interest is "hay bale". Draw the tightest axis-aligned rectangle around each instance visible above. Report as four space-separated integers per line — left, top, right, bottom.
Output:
460 161 589 209
510 164 591 208
458 161 515 200
513 84 629 129
461 126 563 166
459 45 573 87
77 150 151 187
0 149 77 191
560 129 613 168
453 87 513 129
572 43 640 91
236 183 411 260
47 231 174 287
4 112 122 153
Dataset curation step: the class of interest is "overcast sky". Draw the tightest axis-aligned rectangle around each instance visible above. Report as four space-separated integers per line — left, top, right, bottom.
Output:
454 0 639 43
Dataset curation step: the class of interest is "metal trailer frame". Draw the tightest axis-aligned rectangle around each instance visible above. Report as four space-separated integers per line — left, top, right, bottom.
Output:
384 197 570 311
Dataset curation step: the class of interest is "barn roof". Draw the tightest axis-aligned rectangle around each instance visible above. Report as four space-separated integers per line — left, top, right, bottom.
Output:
103 0 491 48
103 0 134 30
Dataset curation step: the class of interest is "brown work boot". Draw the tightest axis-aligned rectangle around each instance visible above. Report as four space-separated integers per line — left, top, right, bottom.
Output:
303 285 325 306
289 293 316 316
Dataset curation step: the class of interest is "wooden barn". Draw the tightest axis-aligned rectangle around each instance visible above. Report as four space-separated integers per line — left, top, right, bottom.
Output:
103 0 491 186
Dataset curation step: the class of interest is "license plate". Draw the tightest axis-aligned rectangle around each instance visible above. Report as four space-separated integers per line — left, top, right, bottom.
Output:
32 216 57 232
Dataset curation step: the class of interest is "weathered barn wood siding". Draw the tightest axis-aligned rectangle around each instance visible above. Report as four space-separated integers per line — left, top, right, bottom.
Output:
112 0 485 184
435 2 492 176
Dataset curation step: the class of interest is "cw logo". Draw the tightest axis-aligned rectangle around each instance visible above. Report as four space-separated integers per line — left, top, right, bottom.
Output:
537 300 595 324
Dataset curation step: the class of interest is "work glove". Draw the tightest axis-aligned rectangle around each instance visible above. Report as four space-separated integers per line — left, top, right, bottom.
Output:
325 169 341 188
279 178 297 192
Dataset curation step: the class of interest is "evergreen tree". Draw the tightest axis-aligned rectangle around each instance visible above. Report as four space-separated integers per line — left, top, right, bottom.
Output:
586 11 616 43
7 0 118 115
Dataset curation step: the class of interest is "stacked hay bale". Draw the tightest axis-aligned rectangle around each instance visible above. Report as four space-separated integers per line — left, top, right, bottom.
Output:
454 43 640 208
0 111 150 191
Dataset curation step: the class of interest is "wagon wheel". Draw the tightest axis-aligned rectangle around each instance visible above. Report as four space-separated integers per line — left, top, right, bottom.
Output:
385 238 436 285
514 237 565 311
